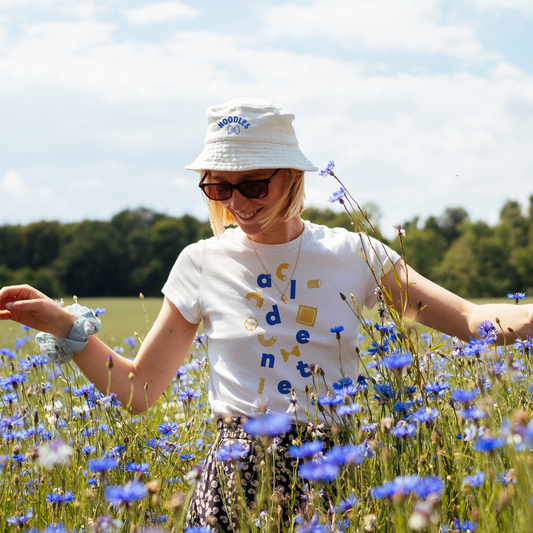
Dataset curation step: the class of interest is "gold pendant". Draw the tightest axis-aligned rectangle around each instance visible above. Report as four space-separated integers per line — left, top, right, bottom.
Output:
281 294 288 304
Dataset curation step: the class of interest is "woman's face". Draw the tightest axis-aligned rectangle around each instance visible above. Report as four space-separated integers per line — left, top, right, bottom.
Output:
207 169 301 244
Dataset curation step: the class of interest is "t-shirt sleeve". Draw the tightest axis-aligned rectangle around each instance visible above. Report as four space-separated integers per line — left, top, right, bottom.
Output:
161 241 204 324
356 234 401 309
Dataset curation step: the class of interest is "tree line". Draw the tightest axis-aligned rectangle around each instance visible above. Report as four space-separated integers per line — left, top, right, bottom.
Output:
1 197 532 298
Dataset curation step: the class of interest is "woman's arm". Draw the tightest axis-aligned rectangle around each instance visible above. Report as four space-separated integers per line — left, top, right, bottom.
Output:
0 285 198 412
382 261 533 343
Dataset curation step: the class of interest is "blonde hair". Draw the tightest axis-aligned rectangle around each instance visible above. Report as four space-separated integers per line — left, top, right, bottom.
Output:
202 169 306 237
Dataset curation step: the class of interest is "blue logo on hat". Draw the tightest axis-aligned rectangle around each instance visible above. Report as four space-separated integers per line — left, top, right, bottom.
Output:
217 116 251 134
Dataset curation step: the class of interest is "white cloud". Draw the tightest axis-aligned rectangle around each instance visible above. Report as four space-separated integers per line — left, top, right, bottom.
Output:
1 170 29 195
467 0 533 13
123 2 198 26
256 0 498 62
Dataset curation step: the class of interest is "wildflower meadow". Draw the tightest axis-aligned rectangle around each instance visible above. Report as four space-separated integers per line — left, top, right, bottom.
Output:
1 165 533 532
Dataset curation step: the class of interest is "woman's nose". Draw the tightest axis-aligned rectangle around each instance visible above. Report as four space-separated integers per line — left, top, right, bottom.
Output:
229 189 251 210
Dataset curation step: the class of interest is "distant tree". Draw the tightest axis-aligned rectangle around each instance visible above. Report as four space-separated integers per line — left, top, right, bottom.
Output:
54 220 128 296
0 265 61 297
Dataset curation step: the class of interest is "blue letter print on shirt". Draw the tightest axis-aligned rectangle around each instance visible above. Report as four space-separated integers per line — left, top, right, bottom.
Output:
296 330 310 344
278 380 291 394
266 305 281 326
257 274 271 288
261 353 275 368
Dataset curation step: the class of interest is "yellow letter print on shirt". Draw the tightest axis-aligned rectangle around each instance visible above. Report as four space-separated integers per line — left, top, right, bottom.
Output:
258 333 277 347
245 291 264 309
276 263 290 281
281 345 301 362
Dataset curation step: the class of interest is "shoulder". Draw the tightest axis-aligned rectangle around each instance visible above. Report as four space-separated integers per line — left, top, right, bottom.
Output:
181 227 248 259
304 220 363 249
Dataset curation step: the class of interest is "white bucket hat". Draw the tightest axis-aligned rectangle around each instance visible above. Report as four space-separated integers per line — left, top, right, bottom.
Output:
186 98 318 173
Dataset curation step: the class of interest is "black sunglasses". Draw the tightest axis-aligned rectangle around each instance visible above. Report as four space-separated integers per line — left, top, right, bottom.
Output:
199 169 281 201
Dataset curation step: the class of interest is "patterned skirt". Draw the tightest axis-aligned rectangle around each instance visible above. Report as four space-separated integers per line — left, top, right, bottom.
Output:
184 417 315 532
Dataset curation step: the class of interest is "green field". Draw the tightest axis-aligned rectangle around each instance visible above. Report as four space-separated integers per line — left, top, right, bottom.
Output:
0 296 165 349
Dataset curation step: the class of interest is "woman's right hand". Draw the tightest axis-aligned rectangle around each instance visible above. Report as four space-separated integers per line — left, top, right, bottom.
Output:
0 284 76 338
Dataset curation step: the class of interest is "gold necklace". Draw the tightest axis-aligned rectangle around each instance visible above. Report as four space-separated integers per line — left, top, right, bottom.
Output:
248 232 303 304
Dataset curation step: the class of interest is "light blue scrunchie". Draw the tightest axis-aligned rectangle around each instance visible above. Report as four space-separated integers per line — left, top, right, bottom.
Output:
35 304 101 365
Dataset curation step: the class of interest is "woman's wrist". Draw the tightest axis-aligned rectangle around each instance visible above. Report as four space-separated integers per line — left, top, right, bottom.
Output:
37 304 102 365
53 310 78 340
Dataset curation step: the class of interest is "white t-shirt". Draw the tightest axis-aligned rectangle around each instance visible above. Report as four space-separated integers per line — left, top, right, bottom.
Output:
162 220 400 420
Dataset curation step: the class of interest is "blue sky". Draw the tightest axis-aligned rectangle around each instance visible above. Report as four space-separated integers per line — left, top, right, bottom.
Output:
1 0 532 237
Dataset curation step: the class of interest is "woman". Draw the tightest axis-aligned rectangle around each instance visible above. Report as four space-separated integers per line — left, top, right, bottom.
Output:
1 98 532 530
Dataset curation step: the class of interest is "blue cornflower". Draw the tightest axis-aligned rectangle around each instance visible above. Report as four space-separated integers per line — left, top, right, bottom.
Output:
413 476 445 498
373 382 397 402
451 387 480 403
464 338 489 357
123 336 137 348
357 374 369 387
0 372 27 391
88 457 118 472
462 472 485 488
393 401 414 416
194 332 207 348
337 403 360 416
317 394 343 406
477 320 497 340
2 392 18 403
374 322 395 334
0 348 16 359
507 292 526 304
82 445 96 455
288 440 325 459
126 462 150 475
513 336 532 355
458 407 487 420
298 461 339 482
73 383 95 396
294 514 329 533
184 527 214 533
473 435 505 452
243 413 292 437
382 351 412 371
333 376 353 390
452 519 478 531
46 490 75 505
15 336 30 351
410 407 439 424
157 421 178 436
371 475 427 499
368 339 390 356
107 445 125 458
175 367 187 380
370 480 400 499
6 510 33 525
177 386 201 402
324 443 372 466
18 359 33 370
319 160 335 177
330 326 344 334
93 307 106 316
328 188 345 204
105 482 147 506
216 442 250 461
390 422 416 439
425 380 450 398
333 494 359 513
